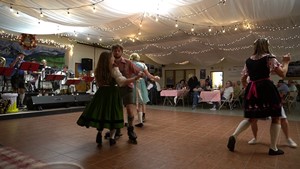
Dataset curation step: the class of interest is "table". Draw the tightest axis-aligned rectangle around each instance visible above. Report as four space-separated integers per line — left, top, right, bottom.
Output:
160 89 189 106
199 90 221 103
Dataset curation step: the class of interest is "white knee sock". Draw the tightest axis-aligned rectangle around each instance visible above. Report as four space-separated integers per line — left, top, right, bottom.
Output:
138 112 143 123
19 93 25 105
110 129 116 139
270 123 281 151
232 119 250 138
123 112 128 124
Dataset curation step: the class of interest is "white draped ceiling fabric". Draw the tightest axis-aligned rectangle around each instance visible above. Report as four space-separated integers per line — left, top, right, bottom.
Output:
0 0 300 66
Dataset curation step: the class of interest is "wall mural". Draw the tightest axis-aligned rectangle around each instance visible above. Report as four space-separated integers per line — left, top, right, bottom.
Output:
0 39 65 70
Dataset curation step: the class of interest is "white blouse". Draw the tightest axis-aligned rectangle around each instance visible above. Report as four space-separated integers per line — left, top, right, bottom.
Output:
111 67 127 87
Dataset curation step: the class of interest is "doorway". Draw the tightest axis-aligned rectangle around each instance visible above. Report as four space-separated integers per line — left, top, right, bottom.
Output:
211 71 223 89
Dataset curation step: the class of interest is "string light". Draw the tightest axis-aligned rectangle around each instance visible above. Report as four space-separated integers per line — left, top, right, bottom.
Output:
220 0 226 5
0 31 69 49
234 25 238 31
222 26 225 33
92 4 96 13
175 20 178 28
191 24 195 32
9 4 13 12
208 26 212 32
40 8 44 17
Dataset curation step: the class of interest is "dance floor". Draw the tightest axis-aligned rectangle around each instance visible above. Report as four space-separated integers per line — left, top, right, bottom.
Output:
0 105 299 169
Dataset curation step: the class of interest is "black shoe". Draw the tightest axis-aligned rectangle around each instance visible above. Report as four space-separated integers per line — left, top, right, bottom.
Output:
104 132 110 140
142 113 146 122
128 139 138 144
227 136 236 152
96 132 102 145
268 148 284 156
109 139 116 146
135 123 144 127
127 126 138 144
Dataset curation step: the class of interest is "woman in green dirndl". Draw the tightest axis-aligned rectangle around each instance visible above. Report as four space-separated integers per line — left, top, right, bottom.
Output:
77 51 143 146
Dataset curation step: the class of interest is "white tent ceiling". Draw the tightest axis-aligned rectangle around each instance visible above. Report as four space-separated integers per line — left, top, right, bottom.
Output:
0 0 300 66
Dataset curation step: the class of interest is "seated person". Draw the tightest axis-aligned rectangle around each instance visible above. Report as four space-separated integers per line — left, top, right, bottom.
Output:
277 80 289 100
192 84 203 109
210 80 234 110
202 80 212 91
176 79 187 90
287 80 297 92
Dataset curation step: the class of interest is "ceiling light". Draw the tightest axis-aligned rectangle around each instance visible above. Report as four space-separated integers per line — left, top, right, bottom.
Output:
175 61 189 65
191 24 195 32
92 4 96 13
40 8 44 17
9 5 13 12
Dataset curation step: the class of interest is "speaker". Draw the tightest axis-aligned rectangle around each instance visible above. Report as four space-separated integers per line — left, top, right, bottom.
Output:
27 95 76 110
81 58 93 71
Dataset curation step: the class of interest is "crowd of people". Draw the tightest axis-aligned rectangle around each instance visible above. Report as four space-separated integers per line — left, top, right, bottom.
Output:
76 40 298 157
2 39 298 156
0 53 75 109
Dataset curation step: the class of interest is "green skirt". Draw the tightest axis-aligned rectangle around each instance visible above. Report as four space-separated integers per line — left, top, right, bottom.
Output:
77 85 124 130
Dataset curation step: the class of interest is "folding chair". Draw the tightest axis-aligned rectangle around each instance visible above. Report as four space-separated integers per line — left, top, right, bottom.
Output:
219 93 234 110
284 91 298 113
232 89 244 108
176 90 189 107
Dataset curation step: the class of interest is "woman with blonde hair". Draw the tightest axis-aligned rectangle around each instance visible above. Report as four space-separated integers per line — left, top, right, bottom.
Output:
129 53 160 127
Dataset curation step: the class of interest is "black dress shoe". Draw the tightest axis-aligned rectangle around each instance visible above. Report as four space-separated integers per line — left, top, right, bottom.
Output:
96 132 102 145
135 123 144 127
227 136 236 152
109 139 116 146
268 148 284 156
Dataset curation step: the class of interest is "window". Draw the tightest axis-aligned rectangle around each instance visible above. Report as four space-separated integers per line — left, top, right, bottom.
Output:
165 69 195 88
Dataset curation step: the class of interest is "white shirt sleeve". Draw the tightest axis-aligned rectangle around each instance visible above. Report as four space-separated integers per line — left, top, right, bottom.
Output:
147 83 154 90
111 67 127 87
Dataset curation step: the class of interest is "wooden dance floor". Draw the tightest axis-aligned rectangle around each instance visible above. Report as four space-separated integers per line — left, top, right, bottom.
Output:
0 106 299 169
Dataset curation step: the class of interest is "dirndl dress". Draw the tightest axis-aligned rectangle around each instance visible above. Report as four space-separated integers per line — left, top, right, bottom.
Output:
133 78 150 104
132 61 150 104
77 84 124 130
243 55 282 118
